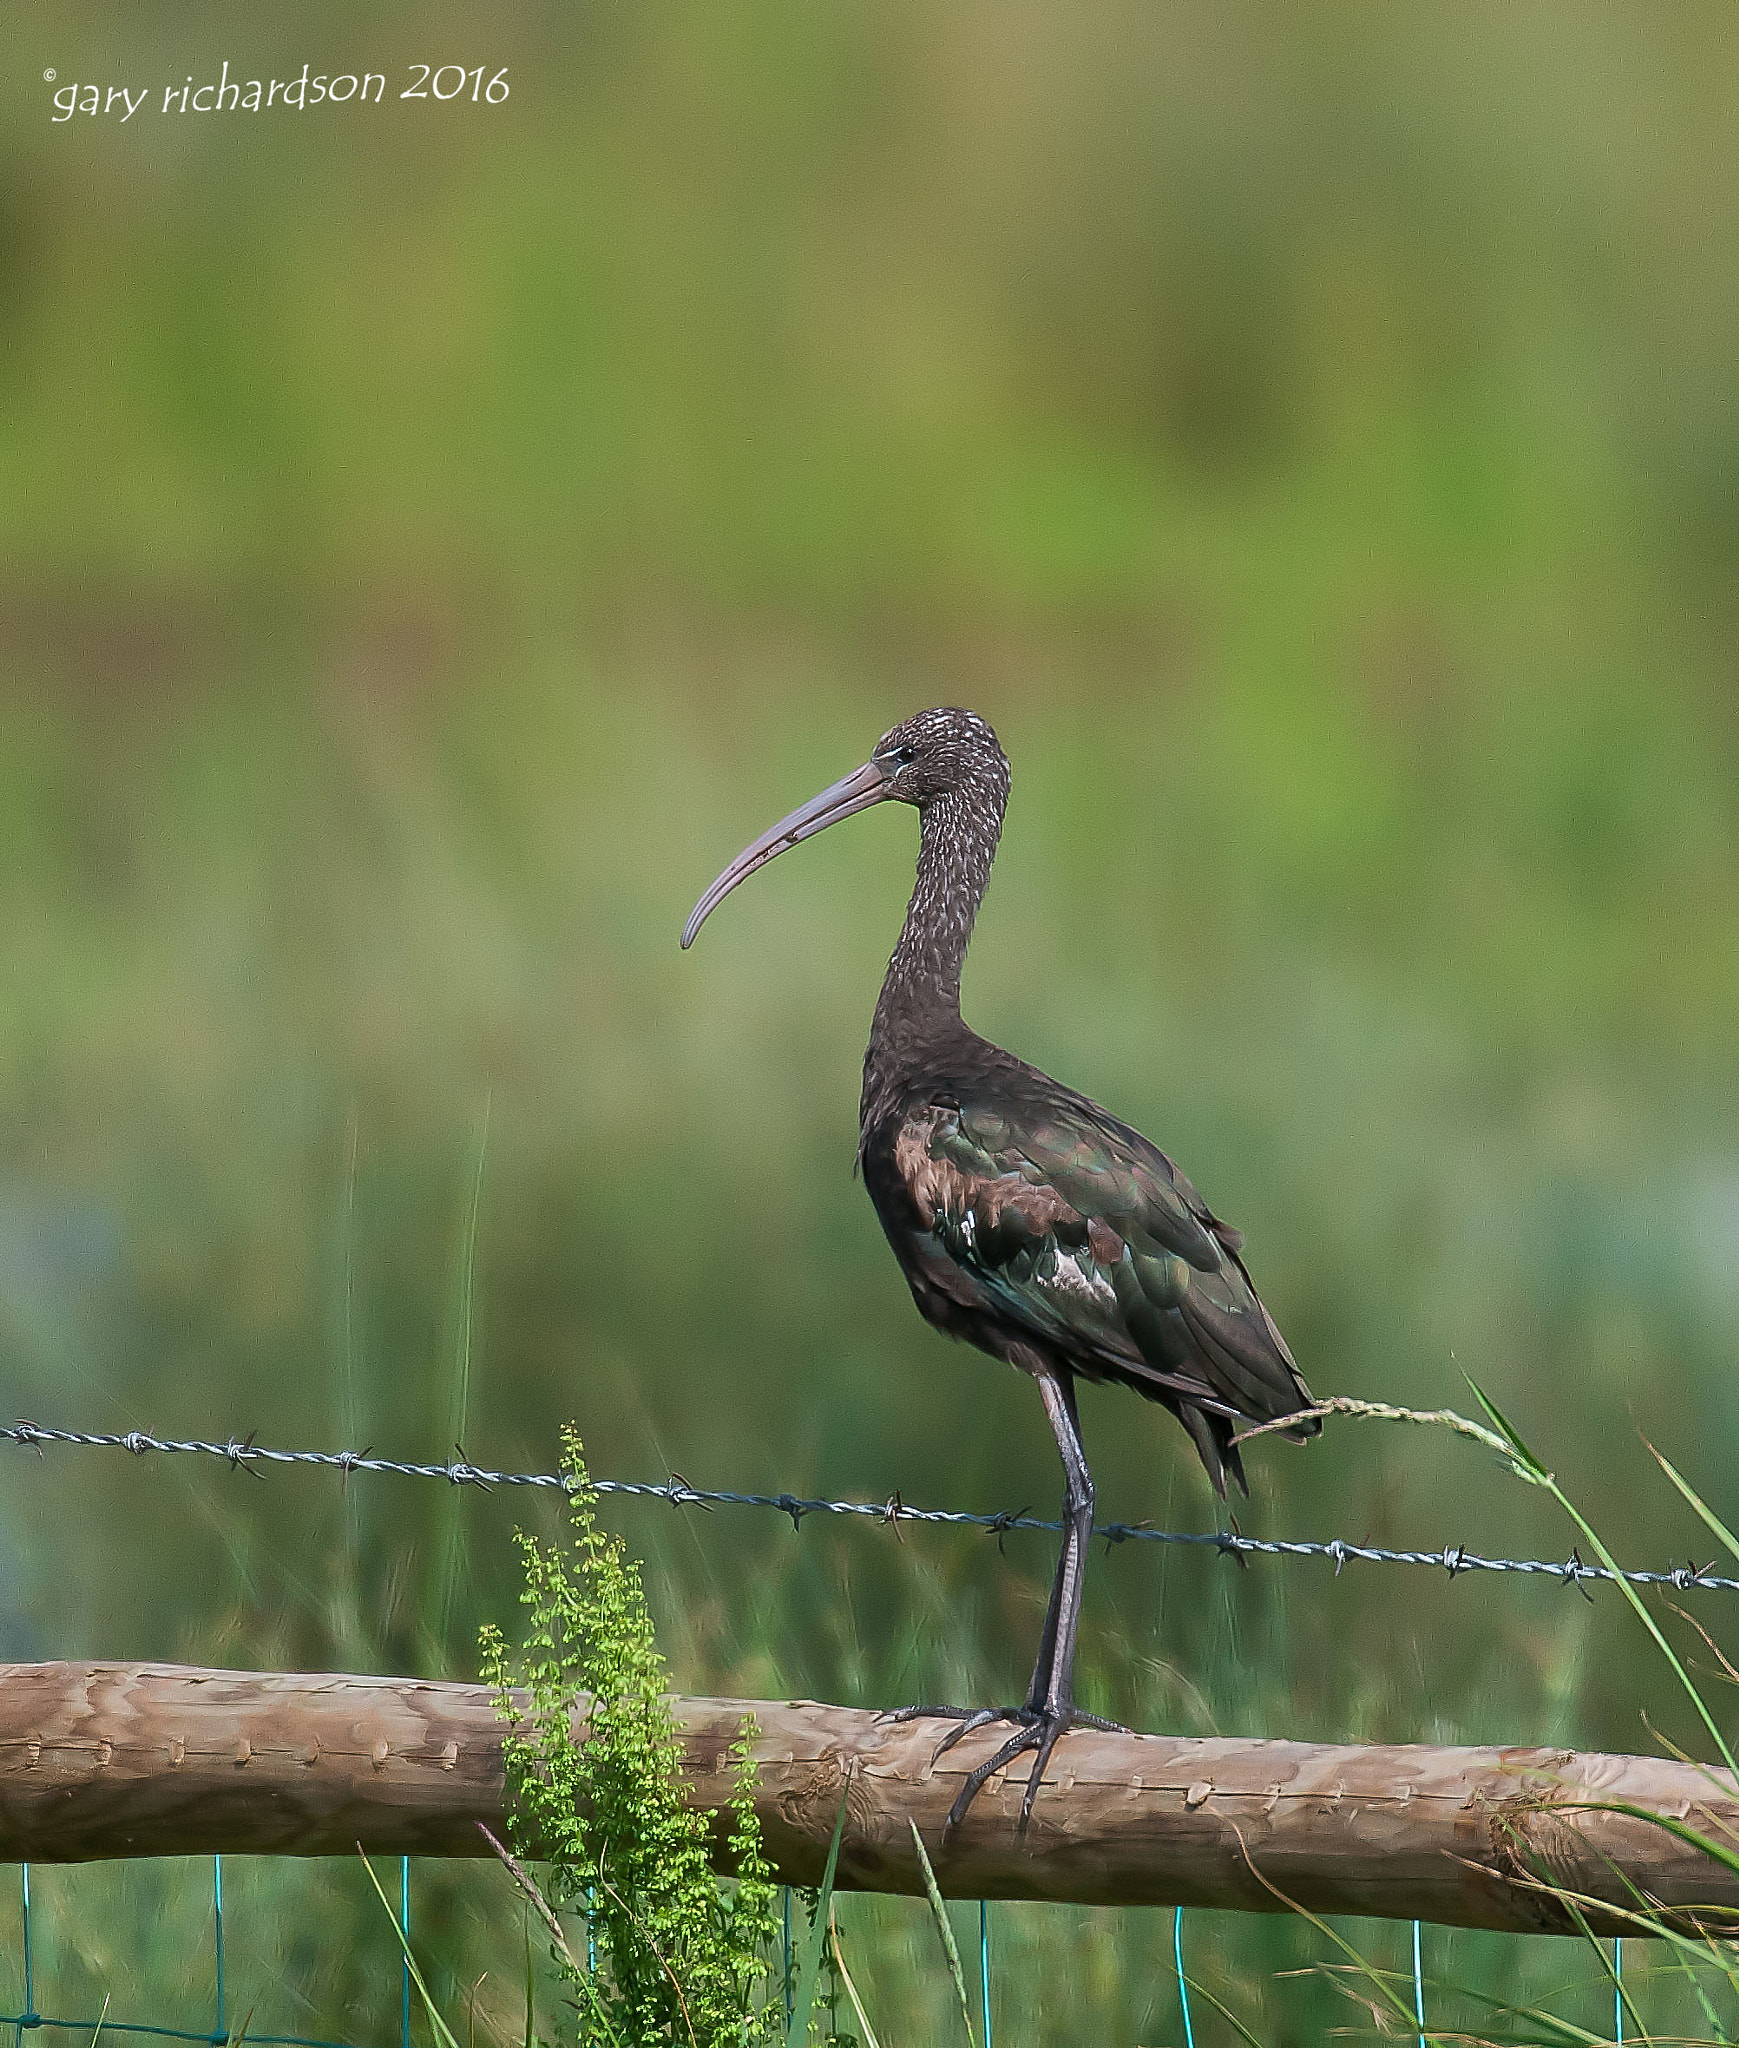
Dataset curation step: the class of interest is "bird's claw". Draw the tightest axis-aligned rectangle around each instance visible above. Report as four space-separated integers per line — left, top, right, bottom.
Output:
885 1702 1128 1833
946 1706 1071 1833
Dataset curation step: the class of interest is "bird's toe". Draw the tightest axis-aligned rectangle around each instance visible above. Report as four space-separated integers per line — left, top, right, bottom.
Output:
933 1706 1026 1761
943 1718 1043 1834
1017 1714 1073 1830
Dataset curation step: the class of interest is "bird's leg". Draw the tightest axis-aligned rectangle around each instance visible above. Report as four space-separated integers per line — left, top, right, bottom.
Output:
882 1404 1075 1745
896 1529 1071 1749
1019 1517 1068 1712
888 1371 1124 1829
882 1377 1068 1739
1035 1368 1094 1716
934 1369 1125 1831
914 1501 1072 1753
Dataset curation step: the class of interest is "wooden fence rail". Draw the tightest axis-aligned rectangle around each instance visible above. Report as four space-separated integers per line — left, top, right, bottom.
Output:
1 1662 1734 1936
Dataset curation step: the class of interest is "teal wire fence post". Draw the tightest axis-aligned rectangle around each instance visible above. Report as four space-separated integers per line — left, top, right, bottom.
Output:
213 1855 226 2044
1172 1906 1195 2048
978 1899 991 2048
1614 1935 1623 2045
782 1887 792 2028
1411 1918 1424 2047
399 1857 411 2048
17 1863 36 2047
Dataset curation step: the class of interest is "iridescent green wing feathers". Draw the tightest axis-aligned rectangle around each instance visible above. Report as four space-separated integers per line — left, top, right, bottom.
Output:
895 1086 1316 1493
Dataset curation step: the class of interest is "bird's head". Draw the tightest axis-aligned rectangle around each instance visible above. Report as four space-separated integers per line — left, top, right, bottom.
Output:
871 706 1008 805
681 706 1007 947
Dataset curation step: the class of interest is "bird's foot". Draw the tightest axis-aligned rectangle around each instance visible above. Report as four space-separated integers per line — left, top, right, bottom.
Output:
884 1702 1127 1832
945 1704 1115 1833
885 1701 1125 1739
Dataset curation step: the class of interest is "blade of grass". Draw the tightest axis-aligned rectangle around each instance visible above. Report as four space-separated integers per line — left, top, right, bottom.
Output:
495 1857 626 2048
359 1848 464 2048
333 1109 362 1499
907 1821 975 2046
1649 1439 1739 1572
1174 1971 1266 2048
1532 1791 1739 2026
436 1095 490 1648
1491 1862 1739 2021
450 1093 489 1458
522 1901 534 2048
1391 1968 1609 2046
1634 1712 1739 1844
1547 1810 1733 2036
1667 1601 1739 1696
1556 1797 1739 1885
329 1108 366 1661
1471 1382 1738 1777
787 1788 850 2048
1232 1393 1529 1474
1226 1820 1578 2044
1227 1845 1427 2034
477 1822 584 1973
1555 1890 1653 2045
827 1900 883 2048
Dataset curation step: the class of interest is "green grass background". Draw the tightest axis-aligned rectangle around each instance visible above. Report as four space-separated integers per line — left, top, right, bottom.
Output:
5 1 1739 2038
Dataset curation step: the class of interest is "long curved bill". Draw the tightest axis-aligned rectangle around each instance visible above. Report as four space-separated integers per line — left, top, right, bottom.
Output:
681 758 891 948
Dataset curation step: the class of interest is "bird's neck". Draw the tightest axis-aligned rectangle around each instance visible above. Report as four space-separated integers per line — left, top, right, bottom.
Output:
862 781 1004 1121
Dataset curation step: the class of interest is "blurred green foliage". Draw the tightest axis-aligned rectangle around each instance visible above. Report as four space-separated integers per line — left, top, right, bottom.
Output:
5 0 1739 2037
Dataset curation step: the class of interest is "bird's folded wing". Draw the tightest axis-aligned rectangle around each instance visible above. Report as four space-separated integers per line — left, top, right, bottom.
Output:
894 1094 1313 1432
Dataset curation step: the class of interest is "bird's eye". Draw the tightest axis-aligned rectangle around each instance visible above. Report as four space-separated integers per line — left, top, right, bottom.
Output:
893 744 917 767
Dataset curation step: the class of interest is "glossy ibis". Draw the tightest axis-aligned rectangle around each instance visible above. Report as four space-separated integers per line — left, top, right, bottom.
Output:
682 707 1318 1827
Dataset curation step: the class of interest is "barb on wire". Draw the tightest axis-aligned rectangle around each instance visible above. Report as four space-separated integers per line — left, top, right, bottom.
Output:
666 1471 710 1511
226 1431 266 1480
446 1441 494 1492
6 1416 1738 1597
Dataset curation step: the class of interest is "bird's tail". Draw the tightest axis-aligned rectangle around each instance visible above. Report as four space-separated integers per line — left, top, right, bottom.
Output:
1178 1401 1247 1498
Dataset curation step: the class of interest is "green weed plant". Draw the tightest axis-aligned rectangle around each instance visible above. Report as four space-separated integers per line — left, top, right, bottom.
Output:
480 1427 784 2047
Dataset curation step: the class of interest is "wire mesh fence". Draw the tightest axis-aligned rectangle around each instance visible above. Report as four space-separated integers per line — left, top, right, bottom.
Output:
4 1855 411 2048
2 1856 984 2048
0 1414 1718 2041
7 1861 1631 2048
6 1859 1453 2048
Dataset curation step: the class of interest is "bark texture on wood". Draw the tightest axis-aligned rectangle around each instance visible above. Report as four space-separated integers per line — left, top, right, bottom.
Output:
1 1662 1733 1936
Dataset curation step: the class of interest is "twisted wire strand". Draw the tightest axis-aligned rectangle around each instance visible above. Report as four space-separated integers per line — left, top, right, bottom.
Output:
4 1417 1733 1595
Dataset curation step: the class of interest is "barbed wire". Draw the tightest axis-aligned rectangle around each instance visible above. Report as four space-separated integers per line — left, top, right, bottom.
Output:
4 1416 1734 1598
